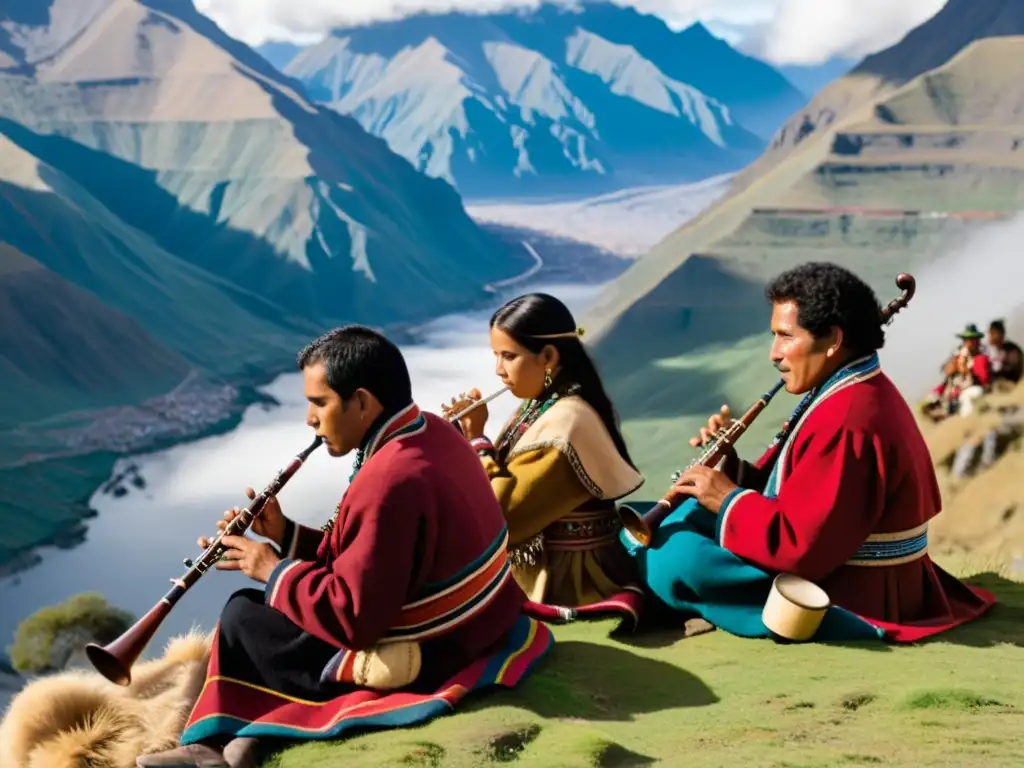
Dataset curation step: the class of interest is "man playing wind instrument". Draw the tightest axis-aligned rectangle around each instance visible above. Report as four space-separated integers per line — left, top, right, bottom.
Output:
138 326 551 768
622 262 996 643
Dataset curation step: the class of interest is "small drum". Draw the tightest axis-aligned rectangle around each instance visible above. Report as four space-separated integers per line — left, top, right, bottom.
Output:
762 573 830 642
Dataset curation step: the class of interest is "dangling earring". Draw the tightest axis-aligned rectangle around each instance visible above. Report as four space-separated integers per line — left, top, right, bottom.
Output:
544 369 553 388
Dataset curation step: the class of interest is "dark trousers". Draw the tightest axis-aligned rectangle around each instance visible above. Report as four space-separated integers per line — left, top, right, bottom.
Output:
218 588 340 701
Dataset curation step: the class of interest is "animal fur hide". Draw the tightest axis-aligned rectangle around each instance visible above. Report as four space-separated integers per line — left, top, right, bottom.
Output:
0 631 212 768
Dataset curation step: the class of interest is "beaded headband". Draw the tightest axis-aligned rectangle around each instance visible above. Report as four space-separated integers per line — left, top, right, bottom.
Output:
527 327 585 340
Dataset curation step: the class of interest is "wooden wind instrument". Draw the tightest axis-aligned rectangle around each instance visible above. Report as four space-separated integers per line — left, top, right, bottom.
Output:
618 272 917 548
441 386 510 422
84 436 323 685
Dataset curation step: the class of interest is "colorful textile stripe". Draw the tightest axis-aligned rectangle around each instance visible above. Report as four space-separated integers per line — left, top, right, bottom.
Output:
763 353 881 500
321 648 357 686
383 527 512 642
365 404 427 462
715 489 754 548
179 614 553 743
847 522 929 566
522 586 644 632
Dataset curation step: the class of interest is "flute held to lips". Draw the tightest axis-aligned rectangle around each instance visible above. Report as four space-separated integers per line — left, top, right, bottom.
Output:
441 386 510 423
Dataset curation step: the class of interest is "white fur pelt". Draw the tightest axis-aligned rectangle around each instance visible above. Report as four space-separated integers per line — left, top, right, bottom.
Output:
0 631 213 768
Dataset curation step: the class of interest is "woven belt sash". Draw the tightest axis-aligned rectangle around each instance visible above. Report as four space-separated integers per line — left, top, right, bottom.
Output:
380 527 512 642
543 509 622 551
846 522 929 567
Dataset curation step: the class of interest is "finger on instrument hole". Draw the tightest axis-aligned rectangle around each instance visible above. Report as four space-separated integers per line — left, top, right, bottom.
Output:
215 558 241 571
198 536 210 548
245 486 256 499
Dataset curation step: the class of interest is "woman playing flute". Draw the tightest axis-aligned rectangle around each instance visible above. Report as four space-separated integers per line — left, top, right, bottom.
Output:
445 293 645 621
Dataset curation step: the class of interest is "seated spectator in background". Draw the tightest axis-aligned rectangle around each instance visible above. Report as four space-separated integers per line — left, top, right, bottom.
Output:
986 319 1022 386
923 324 992 420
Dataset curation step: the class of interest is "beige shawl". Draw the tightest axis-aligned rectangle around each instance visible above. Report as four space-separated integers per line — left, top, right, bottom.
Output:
505 395 644 500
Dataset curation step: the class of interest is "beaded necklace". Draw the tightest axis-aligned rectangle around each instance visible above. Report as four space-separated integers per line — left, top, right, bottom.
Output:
496 381 581 459
500 380 580 567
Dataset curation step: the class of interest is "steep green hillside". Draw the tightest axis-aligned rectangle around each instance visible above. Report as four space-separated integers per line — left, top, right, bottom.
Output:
584 20 1024 490
0 129 324 426
0 243 189 428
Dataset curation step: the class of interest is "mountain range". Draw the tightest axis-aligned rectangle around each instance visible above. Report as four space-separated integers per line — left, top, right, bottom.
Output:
0 0 534 428
261 3 809 198
582 0 1024 489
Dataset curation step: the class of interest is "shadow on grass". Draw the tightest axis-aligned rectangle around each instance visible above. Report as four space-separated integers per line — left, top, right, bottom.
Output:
475 639 718 721
919 573 1024 649
260 640 713 766
611 572 1023 653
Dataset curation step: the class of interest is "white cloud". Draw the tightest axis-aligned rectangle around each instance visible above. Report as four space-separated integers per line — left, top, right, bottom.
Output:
193 0 950 66
757 0 948 65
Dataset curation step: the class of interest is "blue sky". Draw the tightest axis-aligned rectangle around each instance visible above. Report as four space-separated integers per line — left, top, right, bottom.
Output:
194 0 948 65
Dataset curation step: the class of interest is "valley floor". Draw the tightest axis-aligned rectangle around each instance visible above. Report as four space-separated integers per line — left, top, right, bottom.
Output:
268 565 1024 768
467 176 734 256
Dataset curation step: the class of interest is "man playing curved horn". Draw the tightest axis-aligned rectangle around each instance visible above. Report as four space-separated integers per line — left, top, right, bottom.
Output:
625 262 996 643
137 326 551 767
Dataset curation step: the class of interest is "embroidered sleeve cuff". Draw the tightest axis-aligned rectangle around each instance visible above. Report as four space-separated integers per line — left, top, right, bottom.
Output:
715 488 754 548
265 558 301 609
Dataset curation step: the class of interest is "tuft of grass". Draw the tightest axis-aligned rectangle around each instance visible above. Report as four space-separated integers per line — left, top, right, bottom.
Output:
399 742 446 766
839 692 876 711
903 689 1008 711
485 724 541 763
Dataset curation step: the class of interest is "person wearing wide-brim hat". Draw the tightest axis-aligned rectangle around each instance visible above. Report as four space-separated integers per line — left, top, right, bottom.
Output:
956 323 985 341
924 323 993 420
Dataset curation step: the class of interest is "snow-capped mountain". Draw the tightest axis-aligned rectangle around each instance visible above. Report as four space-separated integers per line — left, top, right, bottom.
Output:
264 3 806 199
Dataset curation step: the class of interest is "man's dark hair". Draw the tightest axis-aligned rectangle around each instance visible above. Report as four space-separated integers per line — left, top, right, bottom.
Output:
990 319 1006 334
297 325 412 410
765 262 885 355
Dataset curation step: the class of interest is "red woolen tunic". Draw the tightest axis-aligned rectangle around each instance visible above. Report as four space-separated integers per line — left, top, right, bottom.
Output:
717 355 995 642
181 406 549 744
264 408 528 675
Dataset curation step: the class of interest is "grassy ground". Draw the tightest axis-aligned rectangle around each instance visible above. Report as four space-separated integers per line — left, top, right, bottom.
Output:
267 564 1024 768
264 386 1024 767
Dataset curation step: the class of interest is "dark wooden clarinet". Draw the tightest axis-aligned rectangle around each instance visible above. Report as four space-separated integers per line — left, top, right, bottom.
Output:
618 272 916 549
85 435 323 685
